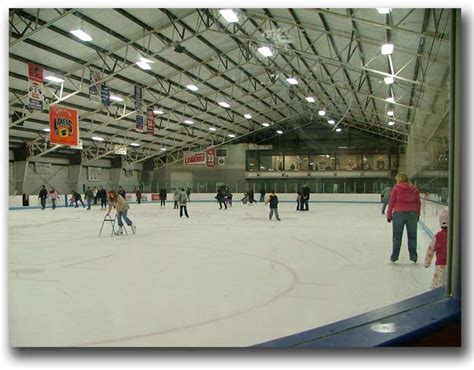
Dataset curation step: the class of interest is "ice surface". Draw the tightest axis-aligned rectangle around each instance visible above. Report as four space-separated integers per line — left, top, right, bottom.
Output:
8 200 434 347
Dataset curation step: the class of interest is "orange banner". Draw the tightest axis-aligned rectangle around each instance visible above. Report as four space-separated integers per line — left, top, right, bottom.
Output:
49 106 79 146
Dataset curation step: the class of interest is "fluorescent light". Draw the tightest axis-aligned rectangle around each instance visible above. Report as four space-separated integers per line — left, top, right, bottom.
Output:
209 127 217 131
153 109 164 115
257 46 273 57
286 77 298 85
384 76 394 85
70 29 93 41
218 101 230 108
136 61 151 70
388 121 395 126
276 130 283 134
186 84 199 91
219 9 239 23
110 95 124 102
377 8 391 14
160 147 167 151
130 142 140 147
335 128 342 132
386 97 395 103
244 113 252 119
318 110 326 116
387 110 394 116
43 128 50 132
381 43 394 55
328 120 336 125
261 122 270 127
92 136 104 141
305 97 315 103
228 133 236 138
184 120 194 124
45 75 64 83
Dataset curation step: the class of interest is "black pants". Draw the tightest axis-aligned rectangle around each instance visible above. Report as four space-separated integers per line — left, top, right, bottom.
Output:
161 199 166 206
219 200 227 209
137 197 141 204
40 197 46 209
302 198 309 211
100 198 107 208
180 205 189 217
174 201 178 209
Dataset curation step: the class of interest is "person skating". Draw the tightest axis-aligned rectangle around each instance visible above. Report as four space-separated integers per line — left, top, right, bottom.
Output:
215 187 227 210
48 187 60 210
38 185 48 210
85 186 94 210
159 187 167 208
178 188 189 218
259 186 266 202
106 190 136 235
71 190 85 208
93 186 98 205
186 186 191 202
98 186 107 210
136 188 142 204
381 185 393 215
265 191 281 221
424 210 449 289
301 184 310 211
173 188 179 209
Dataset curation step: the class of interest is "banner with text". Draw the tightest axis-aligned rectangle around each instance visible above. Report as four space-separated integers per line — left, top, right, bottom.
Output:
28 63 44 111
49 106 79 146
136 114 144 131
184 152 206 166
206 148 216 167
89 69 101 102
146 107 155 135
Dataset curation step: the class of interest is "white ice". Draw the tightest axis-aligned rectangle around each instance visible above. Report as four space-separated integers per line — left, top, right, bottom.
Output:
8 200 434 347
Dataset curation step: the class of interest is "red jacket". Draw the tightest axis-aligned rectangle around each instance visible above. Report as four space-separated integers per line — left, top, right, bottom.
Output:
387 182 421 220
434 229 448 265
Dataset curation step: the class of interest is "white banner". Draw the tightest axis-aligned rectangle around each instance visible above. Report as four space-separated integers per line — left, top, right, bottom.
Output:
184 152 206 165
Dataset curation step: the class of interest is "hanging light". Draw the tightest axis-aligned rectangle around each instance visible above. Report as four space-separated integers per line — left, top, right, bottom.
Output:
244 113 252 119
153 109 164 115
328 120 336 125
381 43 394 55
70 29 93 41
130 142 140 147
276 130 283 134
186 84 199 91
110 95 124 102
384 76 394 85
386 96 395 103
92 136 104 141
388 121 395 126
45 75 64 83
218 101 231 108
261 122 270 127
377 8 391 14
387 110 394 116
43 128 50 132
219 9 239 23
160 147 167 151
305 97 315 103
286 77 298 85
318 110 326 116
209 127 217 131
228 133 236 138
184 120 194 125
335 128 342 132
257 46 273 57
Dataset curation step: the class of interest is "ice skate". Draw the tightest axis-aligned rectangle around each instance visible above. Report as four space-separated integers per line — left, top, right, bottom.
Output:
131 225 136 234
114 226 124 236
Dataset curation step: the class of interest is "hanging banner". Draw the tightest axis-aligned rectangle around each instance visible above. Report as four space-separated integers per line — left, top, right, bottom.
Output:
49 106 79 146
134 85 143 112
184 152 206 165
27 63 44 111
101 85 110 106
114 144 127 155
147 107 155 135
135 114 144 131
206 148 216 167
89 69 101 102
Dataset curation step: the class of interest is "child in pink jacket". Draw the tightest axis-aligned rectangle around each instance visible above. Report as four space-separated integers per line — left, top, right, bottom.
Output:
424 210 449 289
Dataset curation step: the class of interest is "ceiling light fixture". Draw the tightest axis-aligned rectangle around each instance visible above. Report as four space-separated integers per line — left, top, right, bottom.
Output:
276 130 283 134
209 127 217 131
92 136 104 141
257 46 273 57
305 97 315 103
384 76 394 85
261 122 270 127
160 147 167 151
110 95 124 102
388 121 395 126
130 142 140 147
328 120 336 125
153 109 164 115
70 29 93 41
386 97 395 103
136 61 151 70
186 84 199 91
381 43 394 55
244 113 252 119
218 101 230 108
318 110 326 116
184 120 194 124
377 8 391 14
335 128 342 132
387 110 394 116
45 75 64 83
228 133 236 138
43 128 50 132
286 77 298 85
219 9 239 23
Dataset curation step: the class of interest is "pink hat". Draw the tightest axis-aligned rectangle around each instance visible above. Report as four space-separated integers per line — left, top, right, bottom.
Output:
439 209 449 227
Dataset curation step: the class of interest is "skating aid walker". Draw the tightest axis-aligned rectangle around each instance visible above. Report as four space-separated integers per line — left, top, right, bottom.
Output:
98 214 128 237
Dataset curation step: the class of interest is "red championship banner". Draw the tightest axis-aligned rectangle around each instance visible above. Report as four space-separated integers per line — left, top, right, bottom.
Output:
206 148 216 167
184 152 206 165
28 63 44 110
49 106 79 146
147 107 155 135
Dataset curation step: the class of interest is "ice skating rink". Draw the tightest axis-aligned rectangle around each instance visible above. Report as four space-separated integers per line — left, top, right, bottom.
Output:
9 200 435 347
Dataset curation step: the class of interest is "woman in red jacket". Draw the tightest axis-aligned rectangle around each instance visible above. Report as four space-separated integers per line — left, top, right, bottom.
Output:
387 173 421 263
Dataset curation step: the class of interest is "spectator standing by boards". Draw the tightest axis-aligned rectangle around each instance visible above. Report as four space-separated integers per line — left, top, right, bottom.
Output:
178 188 189 218
38 185 48 210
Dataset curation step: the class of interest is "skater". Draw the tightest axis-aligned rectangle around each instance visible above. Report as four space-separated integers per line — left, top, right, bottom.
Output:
241 192 248 205
117 186 126 199
71 190 85 208
296 189 302 211
159 187 167 208
215 187 227 210
98 186 107 209
93 186 98 205
387 173 421 263
248 187 256 204
381 185 393 215
301 184 310 211
85 186 94 210
38 185 48 210
265 191 281 221
48 187 60 210
225 188 233 207
186 186 191 202
178 188 189 218
424 210 449 289
173 188 179 209
136 188 142 204
259 186 266 202
106 190 136 235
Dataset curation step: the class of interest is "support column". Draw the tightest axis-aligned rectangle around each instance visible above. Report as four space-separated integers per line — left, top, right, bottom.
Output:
110 156 122 191
67 165 82 193
14 161 28 195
